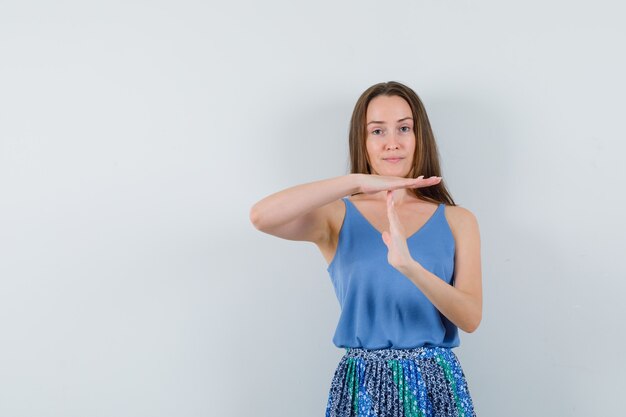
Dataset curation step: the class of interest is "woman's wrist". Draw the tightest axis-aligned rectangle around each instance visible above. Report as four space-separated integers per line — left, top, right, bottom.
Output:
395 258 424 280
349 173 367 195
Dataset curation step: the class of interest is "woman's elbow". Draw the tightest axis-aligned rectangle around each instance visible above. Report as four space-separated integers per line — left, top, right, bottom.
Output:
249 204 266 231
462 314 482 333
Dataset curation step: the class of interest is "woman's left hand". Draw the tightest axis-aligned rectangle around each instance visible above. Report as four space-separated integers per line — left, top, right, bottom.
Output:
381 190 415 271
382 190 482 333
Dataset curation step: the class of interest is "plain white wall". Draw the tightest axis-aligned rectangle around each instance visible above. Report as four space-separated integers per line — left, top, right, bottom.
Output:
1 1 624 416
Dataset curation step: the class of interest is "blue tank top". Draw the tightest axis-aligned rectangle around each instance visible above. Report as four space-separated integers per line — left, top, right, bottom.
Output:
327 197 460 349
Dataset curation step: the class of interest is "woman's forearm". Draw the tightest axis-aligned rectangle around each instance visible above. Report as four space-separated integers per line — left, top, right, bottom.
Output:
249 174 362 232
397 260 482 333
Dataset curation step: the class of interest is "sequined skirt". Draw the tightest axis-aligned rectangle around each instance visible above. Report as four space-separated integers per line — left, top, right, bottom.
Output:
325 346 476 417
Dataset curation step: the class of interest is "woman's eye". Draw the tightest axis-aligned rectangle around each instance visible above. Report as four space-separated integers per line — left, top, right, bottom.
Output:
400 126 411 133
371 129 383 135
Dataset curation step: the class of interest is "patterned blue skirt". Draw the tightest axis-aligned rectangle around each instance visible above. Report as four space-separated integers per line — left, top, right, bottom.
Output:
325 346 476 417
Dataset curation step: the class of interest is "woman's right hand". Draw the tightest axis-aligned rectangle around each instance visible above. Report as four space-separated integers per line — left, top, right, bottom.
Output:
250 173 441 244
358 174 442 194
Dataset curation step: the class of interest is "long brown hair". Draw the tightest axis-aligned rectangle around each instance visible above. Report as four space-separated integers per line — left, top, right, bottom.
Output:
349 81 456 206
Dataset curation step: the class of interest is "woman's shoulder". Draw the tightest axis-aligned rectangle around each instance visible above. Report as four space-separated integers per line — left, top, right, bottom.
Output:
442 204 480 237
443 204 477 219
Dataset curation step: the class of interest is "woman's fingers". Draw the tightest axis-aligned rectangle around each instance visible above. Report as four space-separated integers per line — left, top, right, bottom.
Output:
411 175 442 188
383 190 414 268
386 190 404 237
360 174 442 194
389 175 442 191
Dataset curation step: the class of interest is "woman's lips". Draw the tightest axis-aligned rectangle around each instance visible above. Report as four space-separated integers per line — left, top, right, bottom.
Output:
383 157 403 163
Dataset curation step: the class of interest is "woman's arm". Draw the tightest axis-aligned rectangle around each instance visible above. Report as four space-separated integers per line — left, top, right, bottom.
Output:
249 174 362 244
382 190 482 333
250 174 441 244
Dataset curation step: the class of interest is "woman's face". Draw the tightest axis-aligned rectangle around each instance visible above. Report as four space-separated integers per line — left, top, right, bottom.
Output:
365 95 416 177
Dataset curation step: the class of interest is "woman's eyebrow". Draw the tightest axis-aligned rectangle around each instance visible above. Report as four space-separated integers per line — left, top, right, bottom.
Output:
367 117 413 125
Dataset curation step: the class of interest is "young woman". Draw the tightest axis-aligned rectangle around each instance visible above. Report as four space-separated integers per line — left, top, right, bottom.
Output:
250 81 481 416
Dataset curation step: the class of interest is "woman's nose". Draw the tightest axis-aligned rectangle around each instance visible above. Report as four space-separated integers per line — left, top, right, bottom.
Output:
385 133 400 150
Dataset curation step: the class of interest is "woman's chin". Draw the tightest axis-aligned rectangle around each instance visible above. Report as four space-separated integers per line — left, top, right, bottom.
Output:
374 168 412 178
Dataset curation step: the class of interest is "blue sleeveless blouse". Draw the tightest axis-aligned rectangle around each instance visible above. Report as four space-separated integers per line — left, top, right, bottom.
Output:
327 197 459 349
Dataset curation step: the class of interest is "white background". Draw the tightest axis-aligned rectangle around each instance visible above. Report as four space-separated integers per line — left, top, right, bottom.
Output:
1 1 625 416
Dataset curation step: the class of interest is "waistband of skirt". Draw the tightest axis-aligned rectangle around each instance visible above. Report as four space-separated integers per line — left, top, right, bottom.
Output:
343 346 454 361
